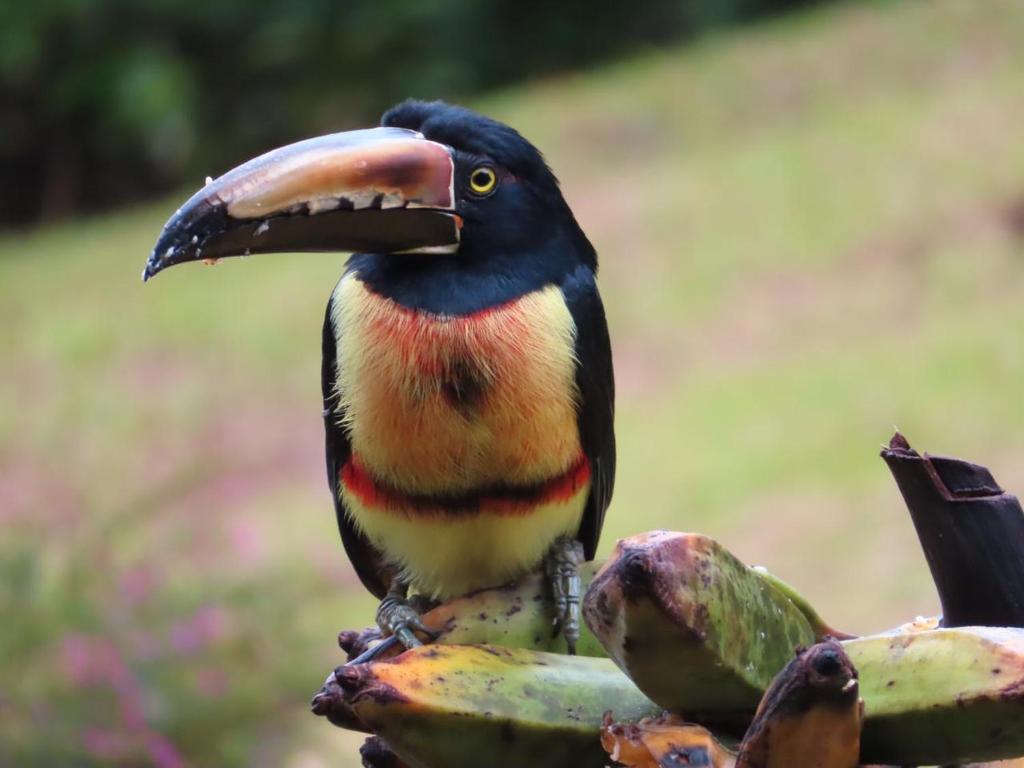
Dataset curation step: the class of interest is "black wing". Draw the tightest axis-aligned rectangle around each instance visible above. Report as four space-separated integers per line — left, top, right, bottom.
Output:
322 290 391 599
562 265 616 561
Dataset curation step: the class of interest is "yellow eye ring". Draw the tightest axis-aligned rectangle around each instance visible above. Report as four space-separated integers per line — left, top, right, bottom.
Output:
468 166 497 196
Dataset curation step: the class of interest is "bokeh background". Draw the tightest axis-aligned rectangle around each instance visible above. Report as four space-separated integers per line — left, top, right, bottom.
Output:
3 0 1024 764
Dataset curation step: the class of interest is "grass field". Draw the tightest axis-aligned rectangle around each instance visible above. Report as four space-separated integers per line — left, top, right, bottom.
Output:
3 0 1024 764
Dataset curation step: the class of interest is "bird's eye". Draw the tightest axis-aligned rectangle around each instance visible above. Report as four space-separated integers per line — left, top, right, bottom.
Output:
468 166 497 196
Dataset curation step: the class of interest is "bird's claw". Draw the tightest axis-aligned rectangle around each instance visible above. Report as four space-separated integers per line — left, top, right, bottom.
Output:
376 593 437 651
545 536 585 654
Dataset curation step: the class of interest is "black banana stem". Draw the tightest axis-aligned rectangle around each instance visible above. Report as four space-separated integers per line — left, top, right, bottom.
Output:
882 432 1024 627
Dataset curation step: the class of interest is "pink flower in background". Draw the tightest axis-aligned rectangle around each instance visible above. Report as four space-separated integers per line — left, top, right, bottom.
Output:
146 733 186 768
170 604 232 655
60 633 96 687
60 634 127 688
227 517 268 566
59 633 186 767
118 565 160 606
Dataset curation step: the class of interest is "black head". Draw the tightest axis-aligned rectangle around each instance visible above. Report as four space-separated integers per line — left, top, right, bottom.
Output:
382 99 595 269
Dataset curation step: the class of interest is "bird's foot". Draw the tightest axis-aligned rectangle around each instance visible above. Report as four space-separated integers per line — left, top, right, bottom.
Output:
545 536 585 654
376 592 437 652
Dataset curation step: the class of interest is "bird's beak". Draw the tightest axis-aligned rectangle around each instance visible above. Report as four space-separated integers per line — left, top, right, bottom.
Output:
142 127 459 281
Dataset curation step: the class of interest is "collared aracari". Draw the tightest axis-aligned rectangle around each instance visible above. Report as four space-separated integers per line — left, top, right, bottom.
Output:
144 100 615 654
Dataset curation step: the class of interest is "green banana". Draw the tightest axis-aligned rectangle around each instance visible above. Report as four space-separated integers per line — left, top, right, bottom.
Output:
851 626 1024 765
753 567 854 640
312 643 660 768
338 563 607 662
582 530 819 725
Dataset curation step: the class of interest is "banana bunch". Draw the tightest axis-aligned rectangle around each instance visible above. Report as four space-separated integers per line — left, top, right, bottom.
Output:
311 643 659 768
586 531 1024 765
599 640 863 768
315 529 1024 766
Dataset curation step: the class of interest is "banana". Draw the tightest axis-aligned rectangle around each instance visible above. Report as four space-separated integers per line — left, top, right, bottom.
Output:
359 736 411 768
320 529 1024 766
582 530 819 724
600 712 737 767
597 641 864 768
312 643 660 768
735 640 862 768
753 567 855 640
581 532 1024 764
850 626 1024 765
338 563 607 662
336 534 826 674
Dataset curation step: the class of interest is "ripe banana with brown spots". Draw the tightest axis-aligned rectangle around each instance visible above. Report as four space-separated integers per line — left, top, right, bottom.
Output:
311 643 660 768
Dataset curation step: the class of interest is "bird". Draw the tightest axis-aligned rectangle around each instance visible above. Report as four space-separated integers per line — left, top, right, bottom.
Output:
144 100 615 654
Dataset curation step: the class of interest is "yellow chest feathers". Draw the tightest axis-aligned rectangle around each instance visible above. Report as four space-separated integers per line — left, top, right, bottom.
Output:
331 273 584 495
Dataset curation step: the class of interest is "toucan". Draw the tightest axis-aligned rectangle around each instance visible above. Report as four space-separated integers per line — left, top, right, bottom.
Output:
144 100 615 654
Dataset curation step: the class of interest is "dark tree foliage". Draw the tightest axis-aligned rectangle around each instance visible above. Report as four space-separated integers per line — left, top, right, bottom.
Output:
0 0 829 225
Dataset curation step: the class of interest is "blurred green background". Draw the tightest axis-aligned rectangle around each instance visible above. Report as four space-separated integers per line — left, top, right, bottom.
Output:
3 0 1024 765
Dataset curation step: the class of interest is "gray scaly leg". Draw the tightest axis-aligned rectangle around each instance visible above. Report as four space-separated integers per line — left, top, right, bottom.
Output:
545 536 585 654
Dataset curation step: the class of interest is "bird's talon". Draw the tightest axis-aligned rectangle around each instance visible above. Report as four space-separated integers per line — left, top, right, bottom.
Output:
376 589 433 651
395 626 423 649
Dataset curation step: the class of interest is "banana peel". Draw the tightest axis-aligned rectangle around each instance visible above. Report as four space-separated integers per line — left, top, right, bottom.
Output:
850 626 1024 765
339 563 606 662
600 712 737 767
312 643 660 768
582 531 820 724
735 640 862 768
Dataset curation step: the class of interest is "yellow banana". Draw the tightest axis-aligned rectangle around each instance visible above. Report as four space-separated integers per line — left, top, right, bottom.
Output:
312 643 659 768
600 713 737 767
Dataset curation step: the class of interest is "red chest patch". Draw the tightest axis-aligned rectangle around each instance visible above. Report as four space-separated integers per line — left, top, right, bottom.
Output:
331 274 583 496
